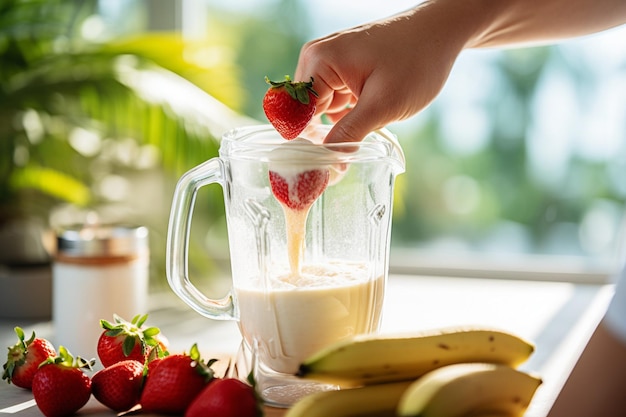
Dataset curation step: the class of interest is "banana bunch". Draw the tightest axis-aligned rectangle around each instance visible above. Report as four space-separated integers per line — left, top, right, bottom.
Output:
285 326 542 417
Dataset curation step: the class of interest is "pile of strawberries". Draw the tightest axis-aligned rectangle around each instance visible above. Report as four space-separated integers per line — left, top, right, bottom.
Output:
2 314 261 417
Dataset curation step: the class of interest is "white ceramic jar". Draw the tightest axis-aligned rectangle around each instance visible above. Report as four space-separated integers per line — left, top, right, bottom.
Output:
52 224 149 362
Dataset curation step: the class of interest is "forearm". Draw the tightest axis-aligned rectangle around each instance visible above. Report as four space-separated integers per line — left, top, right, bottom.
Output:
410 0 626 51
293 0 625 143
475 0 626 47
547 321 626 417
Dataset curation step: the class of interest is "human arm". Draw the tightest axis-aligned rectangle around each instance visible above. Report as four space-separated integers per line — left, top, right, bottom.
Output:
294 0 626 143
546 320 626 417
546 263 626 417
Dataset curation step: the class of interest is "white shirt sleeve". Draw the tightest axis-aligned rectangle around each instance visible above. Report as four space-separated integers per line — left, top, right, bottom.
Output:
604 265 626 345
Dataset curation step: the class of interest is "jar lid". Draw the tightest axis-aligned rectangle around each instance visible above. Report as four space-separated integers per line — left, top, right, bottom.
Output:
56 225 149 258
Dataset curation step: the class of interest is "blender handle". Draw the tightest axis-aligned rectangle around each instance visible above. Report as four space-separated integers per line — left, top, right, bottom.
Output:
166 157 236 320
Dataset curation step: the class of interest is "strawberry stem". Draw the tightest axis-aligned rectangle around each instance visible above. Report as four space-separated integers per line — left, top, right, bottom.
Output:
40 346 95 370
265 75 318 104
2 327 33 383
100 314 164 358
187 343 217 383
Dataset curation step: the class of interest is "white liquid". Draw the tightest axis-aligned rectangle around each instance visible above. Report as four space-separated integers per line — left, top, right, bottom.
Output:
236 262 384 374
246 145 382 375
284 207 308 275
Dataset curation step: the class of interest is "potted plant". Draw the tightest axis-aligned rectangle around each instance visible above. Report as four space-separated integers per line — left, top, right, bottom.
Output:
0 0 254 317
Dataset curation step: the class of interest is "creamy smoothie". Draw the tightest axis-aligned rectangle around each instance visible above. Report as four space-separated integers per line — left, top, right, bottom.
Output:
240 138 384 375
236 262 384 374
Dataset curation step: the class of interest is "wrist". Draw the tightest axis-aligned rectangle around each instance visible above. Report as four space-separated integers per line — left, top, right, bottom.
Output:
406 0 509 51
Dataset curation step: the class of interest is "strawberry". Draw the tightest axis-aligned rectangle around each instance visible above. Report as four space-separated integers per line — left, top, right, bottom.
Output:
97 314 167 368
185 378 262 417
269 168 329 211
2 327 56 389
145 355 164 378
31 347 93 417
91 359 144 412
140 344 217 415
263 75 318 140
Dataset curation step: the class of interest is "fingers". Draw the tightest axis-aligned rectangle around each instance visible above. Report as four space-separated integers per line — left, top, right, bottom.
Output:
324 106 380 144
295 68 381 144
295 38 362 117
324 90 357 115
295 30 403 144
296 35 398 144
323 77 394 144
323 110 378 145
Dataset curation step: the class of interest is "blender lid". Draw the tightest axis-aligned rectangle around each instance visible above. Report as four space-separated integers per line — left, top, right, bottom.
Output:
221 124 406 172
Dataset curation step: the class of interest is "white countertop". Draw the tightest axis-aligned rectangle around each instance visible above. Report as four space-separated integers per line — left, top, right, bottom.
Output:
0 273 614 417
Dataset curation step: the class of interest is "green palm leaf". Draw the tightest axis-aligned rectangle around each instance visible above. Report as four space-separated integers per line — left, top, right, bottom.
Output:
0 0 255 218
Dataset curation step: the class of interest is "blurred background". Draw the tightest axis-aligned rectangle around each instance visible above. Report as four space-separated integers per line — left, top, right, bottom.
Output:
2 0 626 304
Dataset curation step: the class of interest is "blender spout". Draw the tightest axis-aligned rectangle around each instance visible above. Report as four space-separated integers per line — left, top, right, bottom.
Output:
375 128 406 174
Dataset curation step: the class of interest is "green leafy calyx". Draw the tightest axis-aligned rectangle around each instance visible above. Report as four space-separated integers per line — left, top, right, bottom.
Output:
187 343 217 383
2 327 35 382
265 75 318 105
39 346 94 370
100 314 165 357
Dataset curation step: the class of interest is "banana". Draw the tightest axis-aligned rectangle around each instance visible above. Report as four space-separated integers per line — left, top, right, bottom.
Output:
296 326 534 386
284 381 413 417
397 363 542 417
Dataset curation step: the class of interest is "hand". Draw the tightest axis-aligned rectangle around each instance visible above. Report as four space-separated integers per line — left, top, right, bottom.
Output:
294 5 470 144
295 0 626 144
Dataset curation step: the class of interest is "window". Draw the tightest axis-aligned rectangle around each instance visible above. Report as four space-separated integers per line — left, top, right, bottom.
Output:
118 0 626 283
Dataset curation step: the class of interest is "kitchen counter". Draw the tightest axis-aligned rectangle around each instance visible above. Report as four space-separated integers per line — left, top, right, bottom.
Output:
0 273 613 417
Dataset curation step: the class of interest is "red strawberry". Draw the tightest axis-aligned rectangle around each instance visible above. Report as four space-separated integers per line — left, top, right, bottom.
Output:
91 359 144 412
269 168 330 211
140 344 216 415
2 327 56 389
185 378 261 417
31 347 93 417
263 75 318 140
145 355 164 378
97 314 167 368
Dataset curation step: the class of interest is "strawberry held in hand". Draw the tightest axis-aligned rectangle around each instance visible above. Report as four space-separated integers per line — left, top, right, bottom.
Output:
263 75 318 140
2 327 56 389
31 347 93 417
